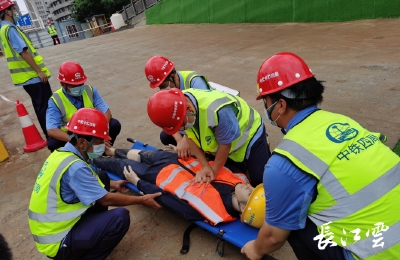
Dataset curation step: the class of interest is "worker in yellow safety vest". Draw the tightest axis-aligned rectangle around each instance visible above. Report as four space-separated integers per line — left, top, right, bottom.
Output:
0 0 52 138
145 56 211 159
46 20 60 45
241 52 398 260
46 61 121 152
147 88 271 188
28 108 162 259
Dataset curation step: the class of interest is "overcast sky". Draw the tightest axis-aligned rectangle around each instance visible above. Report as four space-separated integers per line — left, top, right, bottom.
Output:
16 0 28 14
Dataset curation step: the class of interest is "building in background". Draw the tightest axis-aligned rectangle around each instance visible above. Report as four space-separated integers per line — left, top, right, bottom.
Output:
22 0 44 29
47 0 73 23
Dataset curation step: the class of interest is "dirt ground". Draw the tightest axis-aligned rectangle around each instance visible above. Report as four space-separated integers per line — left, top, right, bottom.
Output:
1 18 400 260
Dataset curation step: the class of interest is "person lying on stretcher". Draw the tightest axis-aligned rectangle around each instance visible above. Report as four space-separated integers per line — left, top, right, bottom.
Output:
92 144 265 227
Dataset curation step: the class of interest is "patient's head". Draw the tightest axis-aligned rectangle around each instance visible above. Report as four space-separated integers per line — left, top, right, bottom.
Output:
239 184 266 229
233 183 254 212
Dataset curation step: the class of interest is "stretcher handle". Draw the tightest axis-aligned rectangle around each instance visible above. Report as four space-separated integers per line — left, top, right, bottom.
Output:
127 138 136 144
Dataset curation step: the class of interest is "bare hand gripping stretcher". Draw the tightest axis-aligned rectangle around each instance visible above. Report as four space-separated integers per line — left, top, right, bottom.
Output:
97 140 277 260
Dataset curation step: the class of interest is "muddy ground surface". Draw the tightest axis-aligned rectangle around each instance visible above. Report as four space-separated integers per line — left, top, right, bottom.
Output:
1 18 399 259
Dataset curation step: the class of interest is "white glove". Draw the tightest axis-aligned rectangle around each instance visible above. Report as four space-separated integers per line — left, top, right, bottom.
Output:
123 165 140 186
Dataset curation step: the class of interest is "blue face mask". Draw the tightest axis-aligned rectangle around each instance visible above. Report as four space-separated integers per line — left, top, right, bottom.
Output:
264 101 281 127
13 13 20 24
68 85 85 97
87 143 105 159
182 112 196 130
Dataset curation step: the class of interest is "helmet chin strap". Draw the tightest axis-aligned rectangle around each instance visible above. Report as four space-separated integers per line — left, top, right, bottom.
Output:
75 133 96 161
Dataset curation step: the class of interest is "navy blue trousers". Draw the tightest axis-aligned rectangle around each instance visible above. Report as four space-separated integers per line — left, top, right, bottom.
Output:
53 170 130 260
287 217 346 260
23 81 53 139
47 118 121 152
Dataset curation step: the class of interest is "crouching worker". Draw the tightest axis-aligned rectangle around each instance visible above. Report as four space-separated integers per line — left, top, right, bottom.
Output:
145 56 211 158
28 108 161 260
92 147 259 226
147 89 270 187
46 61 121 152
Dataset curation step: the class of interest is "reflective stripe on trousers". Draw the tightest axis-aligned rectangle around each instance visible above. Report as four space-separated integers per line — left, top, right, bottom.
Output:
29 155 89 244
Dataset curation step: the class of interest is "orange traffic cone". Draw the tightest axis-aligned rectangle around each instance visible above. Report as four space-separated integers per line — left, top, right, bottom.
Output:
16 100 47 152
110 22 115 31
56 39 59 45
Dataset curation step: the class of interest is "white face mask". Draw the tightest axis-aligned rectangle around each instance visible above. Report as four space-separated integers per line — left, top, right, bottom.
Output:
264 101 281 127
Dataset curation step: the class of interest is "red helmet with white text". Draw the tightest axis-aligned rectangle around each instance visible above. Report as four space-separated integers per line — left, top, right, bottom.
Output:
0 0 15 12
145 56 175 89
64 108 111 140
256 53 315 100
147 89 186 135
57 61 87 85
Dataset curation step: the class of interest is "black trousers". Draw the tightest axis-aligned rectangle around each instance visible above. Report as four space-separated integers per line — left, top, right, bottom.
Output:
53 171 130 260
287 218 346 260
51 35 60 45
23 81 53 139
47 118 121 152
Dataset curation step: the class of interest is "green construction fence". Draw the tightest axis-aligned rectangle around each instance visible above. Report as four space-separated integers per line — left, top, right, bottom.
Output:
146 0 400 25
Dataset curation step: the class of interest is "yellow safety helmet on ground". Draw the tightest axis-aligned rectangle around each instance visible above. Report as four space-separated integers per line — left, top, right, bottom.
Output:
241 184 266 228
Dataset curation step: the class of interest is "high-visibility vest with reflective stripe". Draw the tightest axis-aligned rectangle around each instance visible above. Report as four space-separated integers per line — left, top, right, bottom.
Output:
179 71 210 90
156 157 249 225
28 150 105 257
273 110 400 260
0 24 51 85
50 86 95 132
183 89 262 162
47 25 57 36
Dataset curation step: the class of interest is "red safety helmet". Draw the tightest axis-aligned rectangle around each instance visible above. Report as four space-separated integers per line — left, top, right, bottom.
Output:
145 56 175 89
64 108 111 140
256 53 315 100
57 61 87 85
0 0 15 12
47 20 51 24
147 89 186 135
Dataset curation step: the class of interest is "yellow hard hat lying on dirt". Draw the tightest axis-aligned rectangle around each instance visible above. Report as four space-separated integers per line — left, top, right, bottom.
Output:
241 184 266 228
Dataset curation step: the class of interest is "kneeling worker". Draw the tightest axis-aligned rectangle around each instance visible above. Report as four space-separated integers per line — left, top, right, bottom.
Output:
28 108 161 259
147 88 270 187
241 53 397 260
46 61 121 152
145 56 211 158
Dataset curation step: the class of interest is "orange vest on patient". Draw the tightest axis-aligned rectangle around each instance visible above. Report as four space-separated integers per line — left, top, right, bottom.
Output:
156 157 249 226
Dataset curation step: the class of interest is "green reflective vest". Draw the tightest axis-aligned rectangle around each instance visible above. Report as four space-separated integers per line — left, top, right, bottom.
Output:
50 86 95 132
183 89 262 162
274 110 400 260
179 71 210 90
47 25 57 36
0 24 51 85
28 150 105 257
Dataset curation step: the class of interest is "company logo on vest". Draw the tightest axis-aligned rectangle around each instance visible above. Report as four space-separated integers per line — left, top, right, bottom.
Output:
326 123 359 143
205 136 212 145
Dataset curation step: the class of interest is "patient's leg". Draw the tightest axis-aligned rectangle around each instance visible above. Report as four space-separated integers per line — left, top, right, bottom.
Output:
127 149 141 161
92 157 154 181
